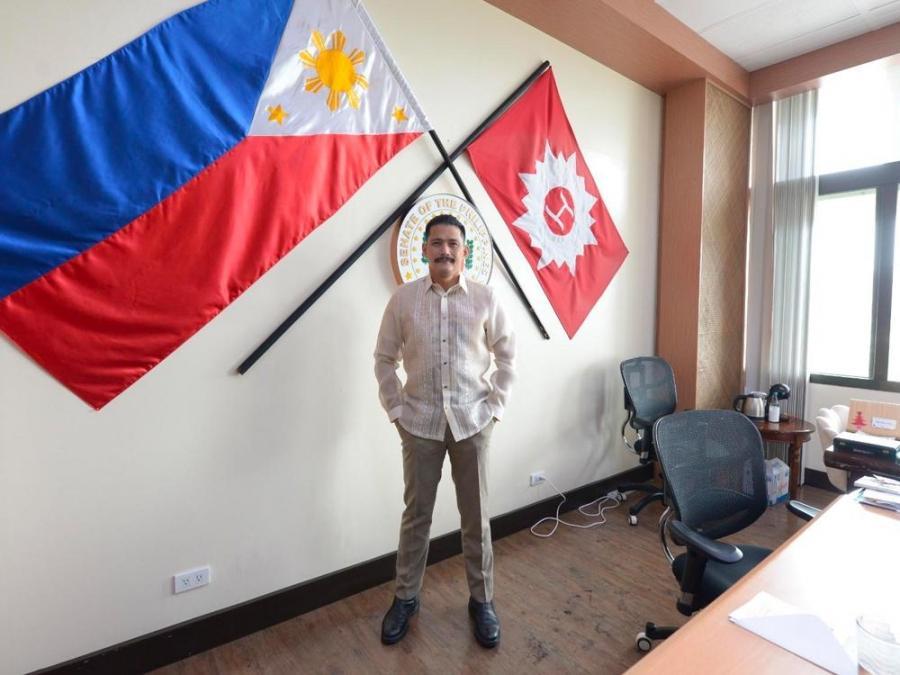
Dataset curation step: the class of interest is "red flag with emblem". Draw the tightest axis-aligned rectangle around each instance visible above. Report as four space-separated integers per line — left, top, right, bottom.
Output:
466 68 628 338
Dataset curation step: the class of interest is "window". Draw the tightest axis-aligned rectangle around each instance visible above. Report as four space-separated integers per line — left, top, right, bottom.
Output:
808 190 876 378
807 59 900 392
890 188 900 383
815 61 900 176
808 162 900 392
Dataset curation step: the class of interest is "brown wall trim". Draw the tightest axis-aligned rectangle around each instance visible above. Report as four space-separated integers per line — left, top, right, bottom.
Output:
656 79 706 408
33 464 652 675
602 0 748 96
484 0 749 101
750 21 900 103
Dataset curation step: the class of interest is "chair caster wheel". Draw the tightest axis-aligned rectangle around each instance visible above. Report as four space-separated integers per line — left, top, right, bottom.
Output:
629 514 638 526
636 632 652 652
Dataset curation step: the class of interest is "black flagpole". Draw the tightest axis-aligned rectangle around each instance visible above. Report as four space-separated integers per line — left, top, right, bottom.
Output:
425 128 549 339
238 60 551 375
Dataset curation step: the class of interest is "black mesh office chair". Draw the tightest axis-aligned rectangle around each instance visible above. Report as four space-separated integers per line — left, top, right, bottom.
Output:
617 357 677 525
635 409 816 652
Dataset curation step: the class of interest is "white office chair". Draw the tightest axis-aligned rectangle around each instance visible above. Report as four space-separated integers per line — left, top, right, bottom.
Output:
815 405 849 491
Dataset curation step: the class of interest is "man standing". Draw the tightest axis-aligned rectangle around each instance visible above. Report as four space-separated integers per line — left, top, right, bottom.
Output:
374 213 515 648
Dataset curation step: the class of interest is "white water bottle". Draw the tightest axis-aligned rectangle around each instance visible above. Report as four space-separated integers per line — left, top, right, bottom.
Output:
768 402 781 423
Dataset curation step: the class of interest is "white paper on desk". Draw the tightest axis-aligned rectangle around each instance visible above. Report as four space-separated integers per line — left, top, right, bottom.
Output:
729 592 856 675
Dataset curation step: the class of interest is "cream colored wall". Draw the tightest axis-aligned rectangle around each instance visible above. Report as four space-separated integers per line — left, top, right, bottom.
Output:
0 1 662 671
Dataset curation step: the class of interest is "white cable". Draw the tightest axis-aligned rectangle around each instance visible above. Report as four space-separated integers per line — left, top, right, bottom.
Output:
529 474 623 538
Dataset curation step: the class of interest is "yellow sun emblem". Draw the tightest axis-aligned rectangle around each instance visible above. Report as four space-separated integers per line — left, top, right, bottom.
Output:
299 30 368 112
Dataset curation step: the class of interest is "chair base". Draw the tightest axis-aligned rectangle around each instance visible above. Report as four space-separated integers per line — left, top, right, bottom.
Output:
635 622 677 652
617 483 664 524
617 482 657 495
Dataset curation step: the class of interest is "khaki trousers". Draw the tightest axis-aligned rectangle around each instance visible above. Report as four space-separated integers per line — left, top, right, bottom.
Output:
394 421 494 603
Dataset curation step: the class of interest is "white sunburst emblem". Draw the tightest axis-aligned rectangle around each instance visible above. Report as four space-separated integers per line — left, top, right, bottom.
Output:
514 143 598 275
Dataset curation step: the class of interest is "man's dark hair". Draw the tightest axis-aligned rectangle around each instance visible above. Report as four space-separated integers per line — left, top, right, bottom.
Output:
424 213 466 241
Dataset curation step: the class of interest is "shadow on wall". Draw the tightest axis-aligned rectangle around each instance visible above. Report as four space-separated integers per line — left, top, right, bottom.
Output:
573 359 624 481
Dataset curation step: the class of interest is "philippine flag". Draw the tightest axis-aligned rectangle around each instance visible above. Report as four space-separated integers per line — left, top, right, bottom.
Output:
0 0 429 409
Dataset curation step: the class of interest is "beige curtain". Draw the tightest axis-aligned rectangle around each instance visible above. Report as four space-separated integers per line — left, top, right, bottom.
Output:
769 90 817 424
745 90 817 472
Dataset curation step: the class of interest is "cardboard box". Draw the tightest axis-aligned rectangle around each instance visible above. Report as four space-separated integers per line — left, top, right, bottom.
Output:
848 399 900 438
765 458 790 506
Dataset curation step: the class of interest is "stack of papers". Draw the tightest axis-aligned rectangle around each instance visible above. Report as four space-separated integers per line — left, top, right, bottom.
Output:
855 475 900 511
858 488 900 512
855 474 900 496
729 592 856 674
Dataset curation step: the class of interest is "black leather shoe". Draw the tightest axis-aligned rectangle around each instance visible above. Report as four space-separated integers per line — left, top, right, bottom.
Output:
381 596 419 645
468 597 500 648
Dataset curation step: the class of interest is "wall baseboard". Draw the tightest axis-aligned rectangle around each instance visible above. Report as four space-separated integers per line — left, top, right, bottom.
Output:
34 464 652 675
803 468 842 493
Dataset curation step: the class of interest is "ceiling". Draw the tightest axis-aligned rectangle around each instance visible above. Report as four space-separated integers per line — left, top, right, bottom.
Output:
656 0 900 71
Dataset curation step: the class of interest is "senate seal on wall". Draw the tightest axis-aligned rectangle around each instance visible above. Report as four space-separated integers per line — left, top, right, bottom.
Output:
390 194 494 285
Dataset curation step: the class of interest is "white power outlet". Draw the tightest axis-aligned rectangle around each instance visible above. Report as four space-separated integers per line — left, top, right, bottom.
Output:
529 471 546 487
173 565 211 594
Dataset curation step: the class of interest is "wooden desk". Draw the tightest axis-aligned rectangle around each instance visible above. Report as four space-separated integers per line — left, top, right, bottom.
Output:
626 494 900 674
825 445 900 484
754 417 815 499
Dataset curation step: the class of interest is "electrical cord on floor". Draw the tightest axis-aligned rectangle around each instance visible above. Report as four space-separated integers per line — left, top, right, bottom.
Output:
529 474 625 538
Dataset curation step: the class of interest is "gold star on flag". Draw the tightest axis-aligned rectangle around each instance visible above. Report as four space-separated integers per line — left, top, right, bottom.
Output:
392 106 408 123
266 104 288 125
405 271 413 280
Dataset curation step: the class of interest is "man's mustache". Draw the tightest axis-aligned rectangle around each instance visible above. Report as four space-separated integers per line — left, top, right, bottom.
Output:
434 256 455 263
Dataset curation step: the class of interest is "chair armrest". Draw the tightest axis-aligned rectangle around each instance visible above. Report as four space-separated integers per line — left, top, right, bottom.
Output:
669 520 743 564
786 500 820 522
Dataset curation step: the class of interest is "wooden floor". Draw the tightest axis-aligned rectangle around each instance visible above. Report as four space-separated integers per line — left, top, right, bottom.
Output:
153 486 836 675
